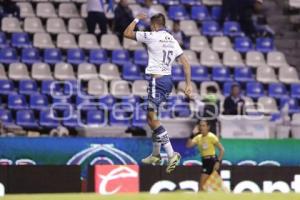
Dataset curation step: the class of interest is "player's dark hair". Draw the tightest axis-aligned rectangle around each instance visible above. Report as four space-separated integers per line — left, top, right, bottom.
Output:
199 120 210 127
150 13 166 27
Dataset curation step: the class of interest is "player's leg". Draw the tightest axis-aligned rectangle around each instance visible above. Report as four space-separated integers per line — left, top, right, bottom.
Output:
141 110 162 165
87 12 97 34
146 108 181 173
141 77 163 165
152 75 180 173
142 75 180 168
200 157 216 191
199 173 210 191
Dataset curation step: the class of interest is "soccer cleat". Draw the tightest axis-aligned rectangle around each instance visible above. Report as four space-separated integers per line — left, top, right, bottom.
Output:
166 152 181 174
141 154 161 165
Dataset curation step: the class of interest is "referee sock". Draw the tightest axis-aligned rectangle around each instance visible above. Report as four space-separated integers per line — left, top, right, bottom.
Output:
153 125 174 158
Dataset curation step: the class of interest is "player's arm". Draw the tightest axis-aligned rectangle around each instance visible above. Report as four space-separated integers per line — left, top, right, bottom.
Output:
215 142 225 162
213 141 225 171
186 133 198 148
123 14 147 40
178 54 192 98
186 138 197 148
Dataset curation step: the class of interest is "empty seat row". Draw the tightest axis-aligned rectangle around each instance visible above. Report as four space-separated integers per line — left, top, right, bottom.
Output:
18 2 80 19
190 35 275 53
0 62 124 81
0 108 147 128
33 33 123 50
0 47 147 66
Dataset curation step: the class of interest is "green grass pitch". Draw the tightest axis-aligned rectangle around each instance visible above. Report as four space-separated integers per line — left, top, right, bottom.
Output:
3 192 300 200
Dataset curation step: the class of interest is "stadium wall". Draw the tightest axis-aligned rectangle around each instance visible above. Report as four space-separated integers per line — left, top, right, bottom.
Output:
0 138 300 178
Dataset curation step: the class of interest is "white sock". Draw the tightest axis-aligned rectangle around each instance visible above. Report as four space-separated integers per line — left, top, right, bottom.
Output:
163 141 174 158
152 142 161 157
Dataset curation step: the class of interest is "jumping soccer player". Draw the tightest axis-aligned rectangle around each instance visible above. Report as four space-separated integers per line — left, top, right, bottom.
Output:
123 13 192 173
186 120 225 191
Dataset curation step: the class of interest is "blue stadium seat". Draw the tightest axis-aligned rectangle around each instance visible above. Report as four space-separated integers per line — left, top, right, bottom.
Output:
246 82 264 98
112 49 130 66
39 110 60 128
0 48 18 64
41 80 63 96
159 109 172 119
234 37 253 53
76 96 97 111
223 82 240 96
89 49 109 64
86 110 106 126
174 103 191 117
168 5 188 20
181 0 199 5
167 95 187 109
8 94 28 110
0 80 15 95
191 65 210 82
132 107 147 127
212 67 232 82
44 48 63 64
136 20 149 31
11 33 31 48
109 110 130 126
67 49 85 65
19 80 38 95
121 96 141 110
234 67 254 82
21 48 41 64
223 21 243 37
16 110 38 128
291 83 300 99
99 95 116 110
0 109 14 126
172 65 185 81
191 5 210 21
202 21 222 36
52 97 72 110
256 37 274 53
30 94 49 110
64 80 81 95
0 32 8 48
159 0 180 6
211 6 222 21
134 50 148 66
280 98 300 114
268 83 287 99
122 63 143 81
63 110 80 128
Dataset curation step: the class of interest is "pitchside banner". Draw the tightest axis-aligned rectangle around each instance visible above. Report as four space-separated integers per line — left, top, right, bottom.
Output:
0 138 300 178
93 165 300 194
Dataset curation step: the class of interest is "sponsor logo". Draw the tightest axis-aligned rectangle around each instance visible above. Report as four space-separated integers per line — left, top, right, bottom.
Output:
67 144 137 165
95 165 139 195
148 169 300 193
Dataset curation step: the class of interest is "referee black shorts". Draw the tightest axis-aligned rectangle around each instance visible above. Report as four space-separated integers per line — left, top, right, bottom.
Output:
202 156 217 175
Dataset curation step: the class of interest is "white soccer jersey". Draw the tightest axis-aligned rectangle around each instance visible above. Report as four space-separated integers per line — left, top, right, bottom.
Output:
136 30 183 75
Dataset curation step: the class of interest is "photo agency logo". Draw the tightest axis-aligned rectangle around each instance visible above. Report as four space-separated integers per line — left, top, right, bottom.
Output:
47 80 266 128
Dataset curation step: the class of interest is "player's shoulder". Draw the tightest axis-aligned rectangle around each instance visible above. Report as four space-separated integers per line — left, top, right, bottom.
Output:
208 132 218 140
194 133 203 141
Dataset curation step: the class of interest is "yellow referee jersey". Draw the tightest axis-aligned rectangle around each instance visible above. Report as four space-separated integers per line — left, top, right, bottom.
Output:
192 132 219 157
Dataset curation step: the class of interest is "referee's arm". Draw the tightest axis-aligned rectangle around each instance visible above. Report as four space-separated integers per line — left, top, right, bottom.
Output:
186 133 197 148
215 142 225 162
